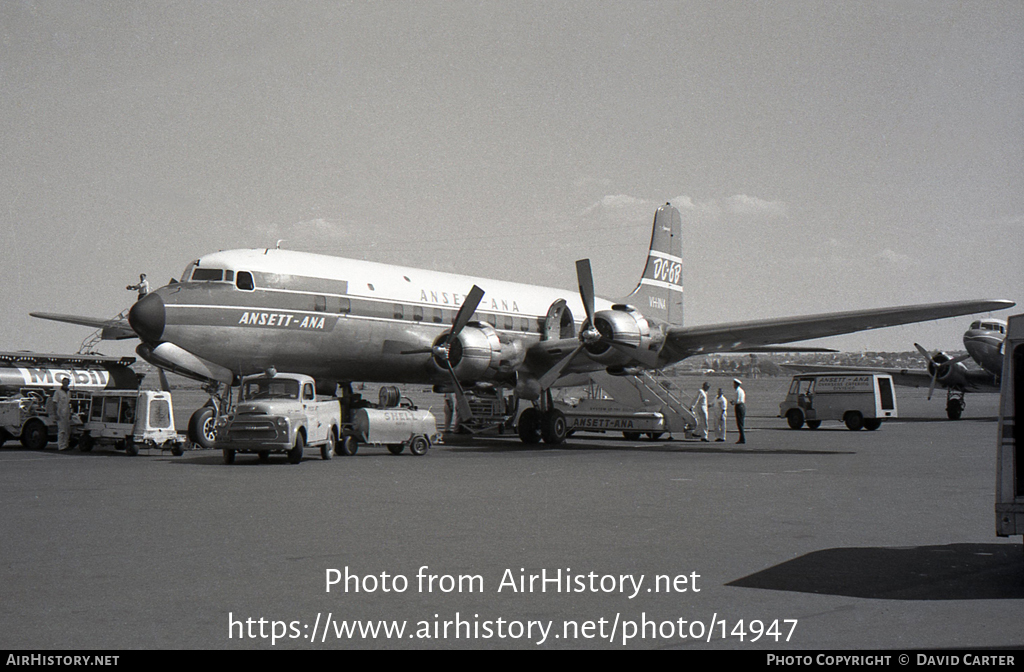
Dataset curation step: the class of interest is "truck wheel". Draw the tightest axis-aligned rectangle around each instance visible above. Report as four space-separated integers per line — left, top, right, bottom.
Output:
125 439 139 456
786 410 804 429
864 419 882 431
188 407 218 449
387 444 404 455
288 433 305 464
222 448 235 464
623 431 641 441
647 432 664 440
339 435 358 456
21 420 49 450
321 430 336 460
805 420 821 430
409 436 430 456
844 412 864 431
79 434 95 452
541 409 567 445
258 451 270 463
170 443 185 457
517 408 542 444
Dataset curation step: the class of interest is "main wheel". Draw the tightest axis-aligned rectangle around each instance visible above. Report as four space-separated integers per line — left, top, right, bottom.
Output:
541 409 567 445
387 444 404 455
786 409 805 430
288 433 305 464
339 435 358 456
844 411 864 431
321 429 336 460
409 436 430 456
946 398 964 420
21 419 49 450
517 408 542 444
188 406 218 449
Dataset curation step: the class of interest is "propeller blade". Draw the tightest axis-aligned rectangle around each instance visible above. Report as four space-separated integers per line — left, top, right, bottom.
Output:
927 372 938 401
538 344 585 390
914 343 932 361
399 347 434 355
576 259 595 324
450 285 485 340
444 359 474 420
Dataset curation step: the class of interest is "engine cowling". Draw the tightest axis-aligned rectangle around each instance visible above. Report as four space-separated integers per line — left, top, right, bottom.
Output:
431 322 524 383
929 353 969 388
582 304 652 366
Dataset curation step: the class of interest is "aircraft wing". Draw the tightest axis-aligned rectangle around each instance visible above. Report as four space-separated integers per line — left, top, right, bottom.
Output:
29 312 137 340
661 299 1015 362
780 363 1001 392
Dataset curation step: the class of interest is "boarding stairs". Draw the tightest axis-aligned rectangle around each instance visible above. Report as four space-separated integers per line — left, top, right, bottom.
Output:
78 309 131 354
588 370 696 435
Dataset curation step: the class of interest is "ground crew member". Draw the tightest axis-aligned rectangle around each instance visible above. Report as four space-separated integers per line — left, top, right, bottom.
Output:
690 381 710 442
127 273 149 299
733 378 746 444
713 388 728 442
52 378 72 451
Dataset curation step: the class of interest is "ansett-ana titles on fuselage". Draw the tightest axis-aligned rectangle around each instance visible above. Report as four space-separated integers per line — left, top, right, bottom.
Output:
128 248 618 389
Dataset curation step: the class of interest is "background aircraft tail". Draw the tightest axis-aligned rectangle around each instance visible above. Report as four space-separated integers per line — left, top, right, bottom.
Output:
620 203 684 326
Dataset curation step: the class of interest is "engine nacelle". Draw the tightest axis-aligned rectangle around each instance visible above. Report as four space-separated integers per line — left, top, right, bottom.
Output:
930 353 970 389
582 305 652 366
432 322 525 383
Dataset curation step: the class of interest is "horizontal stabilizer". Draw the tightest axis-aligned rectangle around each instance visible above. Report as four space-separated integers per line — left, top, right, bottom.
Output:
30 312 136 340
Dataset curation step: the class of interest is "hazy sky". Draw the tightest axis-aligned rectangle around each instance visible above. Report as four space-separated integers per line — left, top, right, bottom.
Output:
2 0 1021 358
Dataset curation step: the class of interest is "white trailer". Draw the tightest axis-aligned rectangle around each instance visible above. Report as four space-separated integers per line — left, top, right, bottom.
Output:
995 314 1023 544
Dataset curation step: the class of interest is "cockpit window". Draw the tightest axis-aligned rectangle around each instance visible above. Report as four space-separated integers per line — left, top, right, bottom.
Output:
236 271 255 291
191 268 224 282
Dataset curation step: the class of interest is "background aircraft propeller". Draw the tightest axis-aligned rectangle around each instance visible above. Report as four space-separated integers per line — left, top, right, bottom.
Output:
914 343 971 400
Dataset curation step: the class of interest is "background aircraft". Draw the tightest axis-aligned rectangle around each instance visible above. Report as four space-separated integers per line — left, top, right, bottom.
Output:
33 204 1014 443
782 318 1006 419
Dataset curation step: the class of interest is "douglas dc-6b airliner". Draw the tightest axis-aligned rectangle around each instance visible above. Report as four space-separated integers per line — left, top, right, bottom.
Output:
33 204 1014 445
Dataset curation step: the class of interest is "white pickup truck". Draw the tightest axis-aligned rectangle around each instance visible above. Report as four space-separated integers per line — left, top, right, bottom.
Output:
215 372 341 464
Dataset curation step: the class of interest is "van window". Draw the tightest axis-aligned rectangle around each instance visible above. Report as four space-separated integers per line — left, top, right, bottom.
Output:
236 271 255 291
878 377 895 411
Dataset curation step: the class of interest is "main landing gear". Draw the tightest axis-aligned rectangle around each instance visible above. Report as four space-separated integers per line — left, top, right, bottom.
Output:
516 391 568 445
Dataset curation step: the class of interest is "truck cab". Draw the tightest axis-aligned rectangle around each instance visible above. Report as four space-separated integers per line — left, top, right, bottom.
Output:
780 373 897 431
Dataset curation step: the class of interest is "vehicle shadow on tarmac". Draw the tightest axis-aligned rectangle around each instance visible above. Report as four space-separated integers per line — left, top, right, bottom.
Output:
442 436 855 456
728 543 1024 599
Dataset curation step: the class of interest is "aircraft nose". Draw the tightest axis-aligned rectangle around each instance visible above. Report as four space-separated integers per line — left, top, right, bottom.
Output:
128 292 165 342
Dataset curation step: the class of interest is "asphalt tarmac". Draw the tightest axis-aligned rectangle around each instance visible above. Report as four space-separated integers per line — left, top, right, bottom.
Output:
2 375 1021 650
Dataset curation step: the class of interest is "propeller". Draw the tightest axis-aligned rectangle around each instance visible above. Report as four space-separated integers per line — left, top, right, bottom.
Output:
537 259 662 389
914 343 971 400
402 285 485 420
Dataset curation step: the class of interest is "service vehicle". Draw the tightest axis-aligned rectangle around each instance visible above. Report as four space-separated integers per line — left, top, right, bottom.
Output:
341 386 438 456
995 313 1023 550
78 389 186 455
0 388 89 450
215 372 341 464
780 373 897 430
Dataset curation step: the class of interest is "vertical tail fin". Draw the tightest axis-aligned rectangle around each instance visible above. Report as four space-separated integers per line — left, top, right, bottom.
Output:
620 203 684 325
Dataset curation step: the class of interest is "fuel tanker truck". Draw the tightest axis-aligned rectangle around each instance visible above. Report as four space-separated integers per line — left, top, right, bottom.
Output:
0 351 141 449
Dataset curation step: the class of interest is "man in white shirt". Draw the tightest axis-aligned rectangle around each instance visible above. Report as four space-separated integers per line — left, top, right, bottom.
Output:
713 388 728 442
690 382 710 442
733 379 746 444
